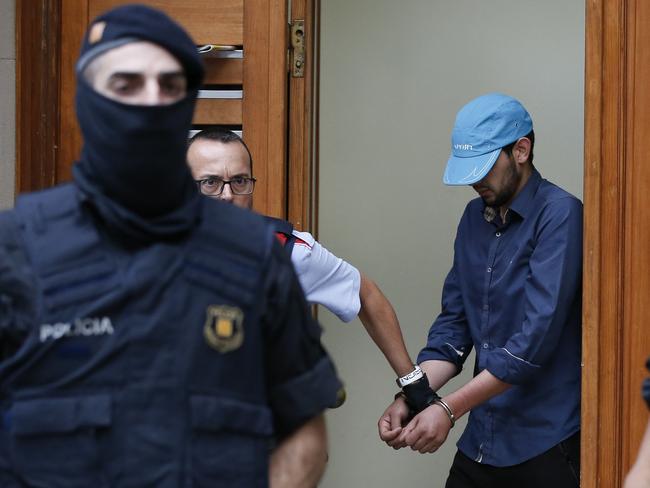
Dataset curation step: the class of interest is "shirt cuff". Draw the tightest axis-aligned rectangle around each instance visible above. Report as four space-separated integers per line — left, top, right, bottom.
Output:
269 355 343 436
417 345 465 369
485 347 541 385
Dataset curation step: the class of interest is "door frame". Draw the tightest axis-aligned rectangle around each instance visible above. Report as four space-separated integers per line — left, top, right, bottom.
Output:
582 0 650 486
15 0 61 192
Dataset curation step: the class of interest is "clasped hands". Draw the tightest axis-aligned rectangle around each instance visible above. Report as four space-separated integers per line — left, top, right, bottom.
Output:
377 396 453 454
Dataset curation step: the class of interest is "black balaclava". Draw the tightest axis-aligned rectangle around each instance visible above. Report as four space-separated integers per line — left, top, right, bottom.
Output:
72 4 205 244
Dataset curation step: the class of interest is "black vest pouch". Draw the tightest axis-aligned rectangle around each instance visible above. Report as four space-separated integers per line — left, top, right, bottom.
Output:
189 395 272 488
9 394 112 488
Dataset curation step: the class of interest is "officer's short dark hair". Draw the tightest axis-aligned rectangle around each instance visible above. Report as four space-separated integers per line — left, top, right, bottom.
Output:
188 128 254 175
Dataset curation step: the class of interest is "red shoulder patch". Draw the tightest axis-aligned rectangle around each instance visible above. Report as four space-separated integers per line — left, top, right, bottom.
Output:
275 232 288 246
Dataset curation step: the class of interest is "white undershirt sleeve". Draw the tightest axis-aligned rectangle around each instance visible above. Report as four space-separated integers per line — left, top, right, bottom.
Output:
290 231 361 323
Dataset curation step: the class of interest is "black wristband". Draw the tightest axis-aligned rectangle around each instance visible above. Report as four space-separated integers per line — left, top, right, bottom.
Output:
394 391 408 402
401 372 440 413
393 391 416 420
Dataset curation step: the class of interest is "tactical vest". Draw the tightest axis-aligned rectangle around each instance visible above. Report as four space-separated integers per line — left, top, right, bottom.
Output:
0 184 278 488
264 216 312 255
264 216 297 254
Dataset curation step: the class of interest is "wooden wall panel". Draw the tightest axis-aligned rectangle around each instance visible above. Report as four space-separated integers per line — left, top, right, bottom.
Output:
582 0 625 484
243 0 288 218
203 58 243 85
193 99 242 125
287 0 315 231
622 0 650 475
16 0 61 192
58 0 89 182
583 0 650 486
88 0 244 45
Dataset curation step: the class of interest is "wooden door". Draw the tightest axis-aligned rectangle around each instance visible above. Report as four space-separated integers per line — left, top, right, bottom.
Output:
16 0 316 223
582 0 650 486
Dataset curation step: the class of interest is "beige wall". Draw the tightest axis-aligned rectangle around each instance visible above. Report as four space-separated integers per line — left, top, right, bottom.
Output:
318 1 584 486
0 0 15 209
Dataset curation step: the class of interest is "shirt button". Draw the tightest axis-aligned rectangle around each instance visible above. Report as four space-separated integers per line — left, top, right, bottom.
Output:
487 267 492 273
495 232 501 237
483 343 489 349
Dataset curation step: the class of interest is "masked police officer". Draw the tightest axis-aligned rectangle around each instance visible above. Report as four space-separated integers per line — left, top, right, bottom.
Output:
0 5 342 488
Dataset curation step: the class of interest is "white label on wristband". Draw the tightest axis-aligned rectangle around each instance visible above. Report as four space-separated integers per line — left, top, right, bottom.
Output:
398 365 424 387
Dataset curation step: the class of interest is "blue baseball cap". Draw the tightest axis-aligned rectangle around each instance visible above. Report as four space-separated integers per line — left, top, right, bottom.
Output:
443 93 533 185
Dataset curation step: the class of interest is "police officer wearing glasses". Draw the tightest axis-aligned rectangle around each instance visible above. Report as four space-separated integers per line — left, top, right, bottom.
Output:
189 127 414 367
0 5 342 488
187 127 421 393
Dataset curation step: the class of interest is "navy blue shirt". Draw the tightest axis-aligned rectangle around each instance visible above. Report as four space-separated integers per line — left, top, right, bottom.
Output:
418 170 582 467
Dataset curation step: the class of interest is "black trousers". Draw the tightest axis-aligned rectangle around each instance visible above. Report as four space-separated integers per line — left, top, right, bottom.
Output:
445 432 580 488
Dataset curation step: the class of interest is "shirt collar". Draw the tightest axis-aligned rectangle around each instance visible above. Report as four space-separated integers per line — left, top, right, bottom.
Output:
482 169 542 223
509 169 542 219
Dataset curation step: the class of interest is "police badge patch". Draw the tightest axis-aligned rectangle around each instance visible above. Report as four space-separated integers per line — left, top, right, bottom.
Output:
203 305 244 353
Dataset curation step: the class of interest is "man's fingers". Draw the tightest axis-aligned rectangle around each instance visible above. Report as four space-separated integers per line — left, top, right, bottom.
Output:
378 416 402 442
381 427 402 442
381 422 406 449
410 433 441 454
378 415 390 435
389 410 404 430
390 441 407 450
408 432 428 452
424 441 440 454
418 438 440 454
387 435 407 449
397 424 414 444
402 423 421 447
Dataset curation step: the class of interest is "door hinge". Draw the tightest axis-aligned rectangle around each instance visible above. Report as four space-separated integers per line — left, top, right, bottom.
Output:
289 19 305 78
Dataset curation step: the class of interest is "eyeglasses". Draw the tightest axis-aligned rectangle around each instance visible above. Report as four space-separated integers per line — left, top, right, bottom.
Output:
195 176 256 196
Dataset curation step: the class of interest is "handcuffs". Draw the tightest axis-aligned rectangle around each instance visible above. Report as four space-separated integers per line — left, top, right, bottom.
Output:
394 365 455 427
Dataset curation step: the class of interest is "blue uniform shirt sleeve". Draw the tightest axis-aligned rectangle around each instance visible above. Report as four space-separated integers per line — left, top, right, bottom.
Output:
261 238 343 437
485 197 583 385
